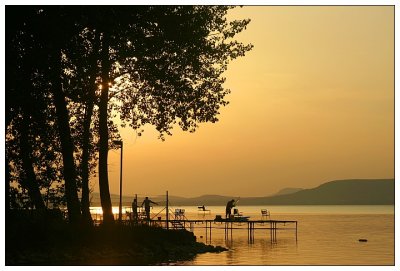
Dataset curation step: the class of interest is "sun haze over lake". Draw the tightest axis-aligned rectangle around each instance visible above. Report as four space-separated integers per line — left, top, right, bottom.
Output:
105 6 394 198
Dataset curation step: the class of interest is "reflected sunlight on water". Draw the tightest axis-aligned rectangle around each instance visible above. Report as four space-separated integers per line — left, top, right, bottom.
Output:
90 205 394 265
188 213 393 265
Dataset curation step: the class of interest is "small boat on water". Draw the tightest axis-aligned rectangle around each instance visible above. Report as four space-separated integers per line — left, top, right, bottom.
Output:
214 215 250 222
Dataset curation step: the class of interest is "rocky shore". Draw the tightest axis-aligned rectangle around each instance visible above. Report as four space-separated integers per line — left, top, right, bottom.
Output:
6 219 226 265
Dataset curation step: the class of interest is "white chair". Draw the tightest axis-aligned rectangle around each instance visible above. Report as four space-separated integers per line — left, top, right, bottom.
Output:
261 209 270 220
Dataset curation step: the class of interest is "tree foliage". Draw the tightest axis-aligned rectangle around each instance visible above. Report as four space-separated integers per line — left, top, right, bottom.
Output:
113 6 253 139
6 5 253 224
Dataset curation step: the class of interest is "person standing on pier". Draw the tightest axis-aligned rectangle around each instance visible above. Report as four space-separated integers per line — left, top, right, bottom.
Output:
131 198 138 223
226 199 236 219
141 197 158 221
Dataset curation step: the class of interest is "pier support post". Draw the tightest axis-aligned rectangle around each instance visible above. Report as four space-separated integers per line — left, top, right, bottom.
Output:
224 221 233 240
270 221 272 241
206 221 208 240
247 221 255 243
166 191 169 230
224 221 226 239
204 221 212 243
209 221 212 241
269 221 277 243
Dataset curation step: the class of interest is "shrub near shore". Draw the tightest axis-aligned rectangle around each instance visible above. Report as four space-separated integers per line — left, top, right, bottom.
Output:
6 215 227 265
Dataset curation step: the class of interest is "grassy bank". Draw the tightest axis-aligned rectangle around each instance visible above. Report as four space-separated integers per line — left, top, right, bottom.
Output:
6 214 226 265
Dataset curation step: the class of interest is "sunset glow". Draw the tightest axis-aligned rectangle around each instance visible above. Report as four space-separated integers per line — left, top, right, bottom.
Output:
104 6 394 198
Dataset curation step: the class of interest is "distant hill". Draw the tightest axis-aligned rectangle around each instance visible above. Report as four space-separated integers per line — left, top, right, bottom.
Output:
90 179 394 206
239 179 394 205
274 187 303 196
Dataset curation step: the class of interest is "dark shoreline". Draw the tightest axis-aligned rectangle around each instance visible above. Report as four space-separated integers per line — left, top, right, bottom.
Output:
6 241 226 266
6 216 227 266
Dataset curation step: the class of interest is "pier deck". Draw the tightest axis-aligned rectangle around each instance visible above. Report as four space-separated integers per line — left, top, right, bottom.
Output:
144 219 298 243
91 213 298 243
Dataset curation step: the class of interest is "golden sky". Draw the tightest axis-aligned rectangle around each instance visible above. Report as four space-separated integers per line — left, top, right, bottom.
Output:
102 6 394 198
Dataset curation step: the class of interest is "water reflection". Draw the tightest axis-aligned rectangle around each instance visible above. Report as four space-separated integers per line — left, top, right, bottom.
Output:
187 212 393 265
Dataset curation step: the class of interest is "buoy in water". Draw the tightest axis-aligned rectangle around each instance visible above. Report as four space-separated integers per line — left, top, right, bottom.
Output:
359 239 368 242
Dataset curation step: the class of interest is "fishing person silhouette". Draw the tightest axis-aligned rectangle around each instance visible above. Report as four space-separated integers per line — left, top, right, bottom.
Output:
141 196 158 221
225 199 236 219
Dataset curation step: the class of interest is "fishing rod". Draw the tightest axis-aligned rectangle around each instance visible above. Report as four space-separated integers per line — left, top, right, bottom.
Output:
234 197 241 205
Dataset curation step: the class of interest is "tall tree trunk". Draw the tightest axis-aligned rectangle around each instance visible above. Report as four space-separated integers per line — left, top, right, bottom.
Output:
5 153 11 214
81 100 94 225
98 32 114 224
19 114 47 210
80 34 100 226
51 50 82 224
6 96 12 216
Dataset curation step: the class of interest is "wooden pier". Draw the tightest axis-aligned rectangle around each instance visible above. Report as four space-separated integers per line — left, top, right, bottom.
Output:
144 218 298 244
92 192 298 243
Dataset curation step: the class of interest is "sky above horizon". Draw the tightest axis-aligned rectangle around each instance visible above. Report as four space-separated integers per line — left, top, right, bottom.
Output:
97 6 394 198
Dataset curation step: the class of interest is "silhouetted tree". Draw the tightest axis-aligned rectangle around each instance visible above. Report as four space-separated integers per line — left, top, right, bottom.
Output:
61 25 102 225
6 7 84 223
92 6 252 223
6 6 252 226
6 8 57 211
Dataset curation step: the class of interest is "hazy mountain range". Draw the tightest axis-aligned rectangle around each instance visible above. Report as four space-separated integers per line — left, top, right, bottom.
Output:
90 178 394 206
274 187 304 196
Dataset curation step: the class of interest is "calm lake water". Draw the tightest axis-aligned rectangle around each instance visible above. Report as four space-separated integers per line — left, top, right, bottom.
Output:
92 205 394 265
